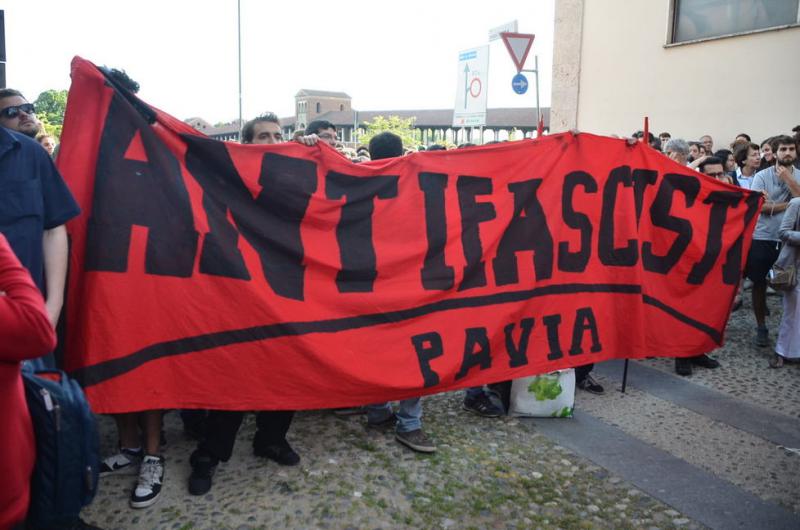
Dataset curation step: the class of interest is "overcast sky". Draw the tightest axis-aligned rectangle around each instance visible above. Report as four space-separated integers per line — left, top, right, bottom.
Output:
3 0 554 124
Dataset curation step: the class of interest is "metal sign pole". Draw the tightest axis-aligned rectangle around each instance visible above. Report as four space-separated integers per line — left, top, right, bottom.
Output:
534 55 540 131
237 0 243 127
520 56 541 137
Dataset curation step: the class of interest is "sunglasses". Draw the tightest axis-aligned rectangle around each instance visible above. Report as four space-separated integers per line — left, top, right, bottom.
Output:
0 103 35 119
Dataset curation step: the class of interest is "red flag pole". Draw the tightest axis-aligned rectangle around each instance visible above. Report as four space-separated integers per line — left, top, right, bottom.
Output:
643 116 649 143
537 115 544 137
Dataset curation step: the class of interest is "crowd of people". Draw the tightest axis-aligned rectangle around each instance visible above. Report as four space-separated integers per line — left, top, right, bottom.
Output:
1 83 799 528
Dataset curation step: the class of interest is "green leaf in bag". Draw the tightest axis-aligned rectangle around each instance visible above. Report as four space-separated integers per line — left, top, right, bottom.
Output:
527 375 563 401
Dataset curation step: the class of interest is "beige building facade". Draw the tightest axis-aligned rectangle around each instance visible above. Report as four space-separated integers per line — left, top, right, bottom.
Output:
551 0 800 147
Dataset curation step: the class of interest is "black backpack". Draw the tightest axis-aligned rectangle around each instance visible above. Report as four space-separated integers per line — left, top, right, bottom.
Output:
22 369 100 529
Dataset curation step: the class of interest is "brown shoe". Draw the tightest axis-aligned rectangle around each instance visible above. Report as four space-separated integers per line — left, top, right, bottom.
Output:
395 429 436 453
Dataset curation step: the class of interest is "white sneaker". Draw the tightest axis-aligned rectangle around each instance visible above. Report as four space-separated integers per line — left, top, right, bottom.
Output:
99 447 142 475
130 455 165 509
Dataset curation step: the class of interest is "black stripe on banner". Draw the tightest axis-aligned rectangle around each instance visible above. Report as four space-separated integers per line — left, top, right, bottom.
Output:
72 283 720 387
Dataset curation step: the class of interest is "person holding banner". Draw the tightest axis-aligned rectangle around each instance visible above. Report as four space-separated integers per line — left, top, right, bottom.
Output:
675 158 728 376
363 132 436 453
187 112 307 496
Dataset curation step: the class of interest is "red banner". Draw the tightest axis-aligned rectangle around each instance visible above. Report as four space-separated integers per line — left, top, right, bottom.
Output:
59 57 760 413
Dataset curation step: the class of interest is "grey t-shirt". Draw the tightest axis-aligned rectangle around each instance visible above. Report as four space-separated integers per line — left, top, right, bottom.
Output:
751 166 800 241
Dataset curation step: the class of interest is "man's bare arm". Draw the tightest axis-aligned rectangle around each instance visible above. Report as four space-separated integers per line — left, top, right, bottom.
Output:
42 224 69 327
761 201 790 215
777 165 800 197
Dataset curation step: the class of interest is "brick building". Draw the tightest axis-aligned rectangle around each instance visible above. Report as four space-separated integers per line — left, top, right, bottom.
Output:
194 89 549 145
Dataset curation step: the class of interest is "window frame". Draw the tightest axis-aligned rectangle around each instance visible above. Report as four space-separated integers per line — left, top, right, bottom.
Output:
666 0 800 47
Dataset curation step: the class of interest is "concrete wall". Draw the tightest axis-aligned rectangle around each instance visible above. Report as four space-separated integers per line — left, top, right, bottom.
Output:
552 0 800 147
550 0 585 132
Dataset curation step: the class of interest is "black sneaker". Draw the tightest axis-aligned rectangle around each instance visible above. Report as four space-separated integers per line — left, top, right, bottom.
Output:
691 354 720 369
253 439 300 466
463 393 503 418
62 518 104 530
366 412 397 430
188 450 218 496
577 374 605 394
675 358 693 376
395 429 436 453
130 455 164 508
755 326 769 347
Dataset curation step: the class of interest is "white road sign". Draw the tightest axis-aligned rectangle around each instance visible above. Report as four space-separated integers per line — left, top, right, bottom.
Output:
453 45 489 128
489 20 518 41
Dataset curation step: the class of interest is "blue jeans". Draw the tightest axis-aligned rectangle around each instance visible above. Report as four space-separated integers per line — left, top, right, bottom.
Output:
366 398 421 433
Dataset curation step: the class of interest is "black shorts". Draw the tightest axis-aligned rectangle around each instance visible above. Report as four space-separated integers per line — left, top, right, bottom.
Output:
745 239 781 284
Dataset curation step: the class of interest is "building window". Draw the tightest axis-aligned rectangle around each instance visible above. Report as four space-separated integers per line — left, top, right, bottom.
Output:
316 102 321 113
340 104 344 111
672 0 799 43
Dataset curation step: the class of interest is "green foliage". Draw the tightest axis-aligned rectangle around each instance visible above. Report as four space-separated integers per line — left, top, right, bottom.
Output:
551 406 573 418
33 89 68 139
37 114 62 139
34 89 67 125
527 375 563 401
357 115 418 148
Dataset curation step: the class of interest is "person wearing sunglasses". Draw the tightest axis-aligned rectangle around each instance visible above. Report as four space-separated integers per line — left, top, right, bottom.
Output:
0 90 40 139
0 89 81 370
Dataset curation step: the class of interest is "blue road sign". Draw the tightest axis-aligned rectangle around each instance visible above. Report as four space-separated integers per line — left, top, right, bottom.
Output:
512 73 528 95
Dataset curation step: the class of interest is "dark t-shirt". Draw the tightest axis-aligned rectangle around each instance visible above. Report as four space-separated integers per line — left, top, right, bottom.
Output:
0 127 80 292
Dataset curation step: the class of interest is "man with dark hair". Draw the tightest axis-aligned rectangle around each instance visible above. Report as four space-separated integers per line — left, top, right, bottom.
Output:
698 156 728 181
0 91 99 529
0 88 41 138
659 132 671 151
187 117 302 496
241 112 282 144
363 132 436 453
632 130 660 150
675 158 729 375
0 89 79 362
748 135 800 347
305 120 337 146
368 131 403 160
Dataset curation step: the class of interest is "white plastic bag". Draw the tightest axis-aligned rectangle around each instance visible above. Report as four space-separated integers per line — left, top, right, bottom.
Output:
509 369 575 418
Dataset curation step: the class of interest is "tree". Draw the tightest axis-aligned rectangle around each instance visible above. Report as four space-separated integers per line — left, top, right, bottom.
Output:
37 115 62 139
34 89 68 136
357 115 418 149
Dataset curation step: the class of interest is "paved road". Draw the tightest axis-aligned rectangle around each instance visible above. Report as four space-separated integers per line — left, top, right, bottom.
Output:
82 293 800 529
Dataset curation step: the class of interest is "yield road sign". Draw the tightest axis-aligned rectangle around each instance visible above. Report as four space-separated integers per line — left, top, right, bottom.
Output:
501 32 535 73
512 73 528 94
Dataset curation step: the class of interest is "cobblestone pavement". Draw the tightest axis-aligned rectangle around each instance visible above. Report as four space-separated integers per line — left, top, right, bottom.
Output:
82 293 798 529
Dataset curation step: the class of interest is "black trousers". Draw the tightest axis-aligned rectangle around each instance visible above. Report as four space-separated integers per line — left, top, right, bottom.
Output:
575 363 594 384
198 410 294 462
